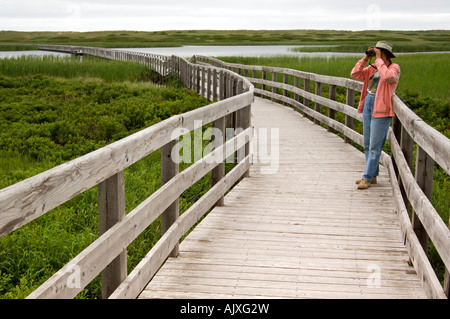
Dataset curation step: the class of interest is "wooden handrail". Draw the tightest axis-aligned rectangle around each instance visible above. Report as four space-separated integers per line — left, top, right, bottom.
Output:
2 46 448 298
196 55 449 299
1 45 253 298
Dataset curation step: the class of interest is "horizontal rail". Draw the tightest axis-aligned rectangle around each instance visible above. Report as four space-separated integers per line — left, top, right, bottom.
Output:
392 95 450 175
27 128 252 299
1 45 254 298
197 55 449 299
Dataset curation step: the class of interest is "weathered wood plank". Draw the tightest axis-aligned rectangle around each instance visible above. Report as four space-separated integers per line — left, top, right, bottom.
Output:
389 130 450 272
26 128 251 299
140 98 429 299
393 95 450 175
110 156 251 299
98 171 127 299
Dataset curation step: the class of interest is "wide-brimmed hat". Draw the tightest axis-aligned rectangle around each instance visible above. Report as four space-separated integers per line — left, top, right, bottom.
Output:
375 40 396 58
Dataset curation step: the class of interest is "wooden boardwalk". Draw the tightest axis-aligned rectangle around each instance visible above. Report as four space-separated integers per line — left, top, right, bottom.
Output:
139 97 426 299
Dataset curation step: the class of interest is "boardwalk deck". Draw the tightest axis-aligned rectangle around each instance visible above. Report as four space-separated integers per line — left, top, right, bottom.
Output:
139 97 427 299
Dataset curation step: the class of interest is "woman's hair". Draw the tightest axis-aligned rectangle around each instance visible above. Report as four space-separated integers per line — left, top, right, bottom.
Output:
380 48 395 60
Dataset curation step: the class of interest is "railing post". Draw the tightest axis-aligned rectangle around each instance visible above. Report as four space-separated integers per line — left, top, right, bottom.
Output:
345 88 355 143
445 215 450 298
196 66 201 94
219 70 225 100
211 115 226 206
201 66 206 99
283 74 289 106
232 81 251 181
314 81 322 125
271 72 277 102
400 126 414 212
294 76 302 115
391 116 402 177
226 75 236 145
98 171 127 299
303 78 310 117
212 69 218 101
328 85 337 133
413 145 434 254
207 68 212 101
161 140 180 257
262 70 267 94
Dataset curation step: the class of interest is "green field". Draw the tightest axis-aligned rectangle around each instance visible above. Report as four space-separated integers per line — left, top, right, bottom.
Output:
1 29 449 51
0 56 212 298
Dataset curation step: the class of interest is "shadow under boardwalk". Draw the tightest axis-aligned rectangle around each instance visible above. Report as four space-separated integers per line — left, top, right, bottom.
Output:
139 97 427 299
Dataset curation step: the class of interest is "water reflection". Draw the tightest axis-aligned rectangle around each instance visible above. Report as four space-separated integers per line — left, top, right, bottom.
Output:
0 50 71 59
1 45 362 59
114 45 361 58
2 45 443 60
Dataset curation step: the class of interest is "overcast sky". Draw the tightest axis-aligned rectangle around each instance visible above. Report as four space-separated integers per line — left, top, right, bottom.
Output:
1 0 449 31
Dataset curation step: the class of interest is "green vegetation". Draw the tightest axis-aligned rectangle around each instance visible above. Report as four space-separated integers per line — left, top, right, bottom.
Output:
219 54 449 131
1 29 449 51
0 55 155 82
0 56 211 298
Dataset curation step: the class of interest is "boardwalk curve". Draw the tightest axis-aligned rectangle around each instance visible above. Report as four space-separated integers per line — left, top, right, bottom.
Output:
139 98 426 299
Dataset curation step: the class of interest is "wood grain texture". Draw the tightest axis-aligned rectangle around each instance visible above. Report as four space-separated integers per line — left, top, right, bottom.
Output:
140 98 428 299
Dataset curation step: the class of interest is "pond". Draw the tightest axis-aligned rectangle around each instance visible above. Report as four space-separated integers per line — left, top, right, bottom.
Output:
113 45 362 58
0 50 71 59
2 45 446 60
0 45 362 59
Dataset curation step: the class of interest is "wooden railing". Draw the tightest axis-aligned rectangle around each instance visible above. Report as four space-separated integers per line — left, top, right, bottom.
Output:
1 46 448 299
0 46 253 298
196 55 450 299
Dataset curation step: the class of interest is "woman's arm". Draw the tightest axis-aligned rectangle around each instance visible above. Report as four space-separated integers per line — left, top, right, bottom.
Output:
374 59 400 83
350 55 370 81
373 47 400 83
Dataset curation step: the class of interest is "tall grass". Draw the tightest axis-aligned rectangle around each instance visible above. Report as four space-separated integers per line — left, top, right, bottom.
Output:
0 55 153 82
0 57 212 298
219 53 450 100
1 29 449 50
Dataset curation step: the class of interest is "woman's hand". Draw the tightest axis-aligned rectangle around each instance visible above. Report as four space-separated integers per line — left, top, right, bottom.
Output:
364 47 374 62
374 47 382 59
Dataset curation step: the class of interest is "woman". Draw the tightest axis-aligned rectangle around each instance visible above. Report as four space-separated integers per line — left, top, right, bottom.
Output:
351 41 400 189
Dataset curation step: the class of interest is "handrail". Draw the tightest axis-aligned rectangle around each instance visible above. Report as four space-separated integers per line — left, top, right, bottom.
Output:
0 45 253 298
196 55 449 299
2 46 448 299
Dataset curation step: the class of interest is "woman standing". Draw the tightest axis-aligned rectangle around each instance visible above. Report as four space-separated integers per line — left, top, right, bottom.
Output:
351 41 401 189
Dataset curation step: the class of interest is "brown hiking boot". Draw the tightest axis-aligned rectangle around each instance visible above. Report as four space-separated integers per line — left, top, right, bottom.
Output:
357 178 371 189
355 176 377 185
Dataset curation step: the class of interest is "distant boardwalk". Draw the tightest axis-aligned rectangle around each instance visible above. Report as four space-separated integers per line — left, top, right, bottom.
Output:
139 98 426 299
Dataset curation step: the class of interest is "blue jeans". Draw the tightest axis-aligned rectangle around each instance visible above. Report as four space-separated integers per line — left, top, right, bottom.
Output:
362 93 392 181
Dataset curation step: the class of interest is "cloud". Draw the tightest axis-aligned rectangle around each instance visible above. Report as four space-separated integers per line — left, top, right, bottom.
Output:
0 0 448 31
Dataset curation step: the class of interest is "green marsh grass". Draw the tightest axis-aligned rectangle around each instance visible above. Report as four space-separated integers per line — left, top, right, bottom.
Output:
0 56 212 298
0 55 152 82
2 30 449 51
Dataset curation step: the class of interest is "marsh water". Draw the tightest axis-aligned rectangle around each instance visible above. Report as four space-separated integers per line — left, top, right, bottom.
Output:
2 45 446 59
0 45 361 59
113 45 361 58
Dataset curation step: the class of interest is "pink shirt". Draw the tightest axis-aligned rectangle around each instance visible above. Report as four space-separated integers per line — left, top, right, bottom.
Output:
351 58 401 118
